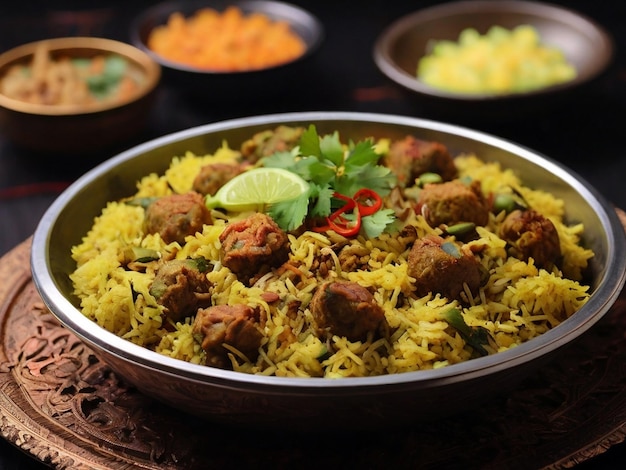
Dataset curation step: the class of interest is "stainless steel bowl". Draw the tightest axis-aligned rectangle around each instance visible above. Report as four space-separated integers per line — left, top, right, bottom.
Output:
373 1 614 119
30 112 626 430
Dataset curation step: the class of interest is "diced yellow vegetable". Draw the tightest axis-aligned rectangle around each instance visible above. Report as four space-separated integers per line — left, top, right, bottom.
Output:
416 25 576 95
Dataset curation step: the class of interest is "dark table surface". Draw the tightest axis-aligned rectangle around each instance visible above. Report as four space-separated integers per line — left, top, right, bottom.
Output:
1 1 625 468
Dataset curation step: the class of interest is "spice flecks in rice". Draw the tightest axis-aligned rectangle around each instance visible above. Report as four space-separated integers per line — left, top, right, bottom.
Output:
69 143 594 378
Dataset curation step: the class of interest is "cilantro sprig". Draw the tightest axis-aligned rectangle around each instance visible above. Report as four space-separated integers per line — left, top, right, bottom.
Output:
262 125 397 236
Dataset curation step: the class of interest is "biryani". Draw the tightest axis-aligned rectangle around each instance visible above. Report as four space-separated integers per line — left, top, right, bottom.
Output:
70 125 594 378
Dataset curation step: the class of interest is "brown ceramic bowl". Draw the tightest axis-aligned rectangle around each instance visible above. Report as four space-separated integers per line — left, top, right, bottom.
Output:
30 111 626 431
0 37 161 155
373 0 614 119
130 0 323 102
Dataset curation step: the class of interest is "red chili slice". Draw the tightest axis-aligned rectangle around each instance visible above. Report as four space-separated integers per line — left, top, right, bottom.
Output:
327 217 361 237
312 189 380 237
326 192 360 236
328 207 361 237
353 188 382 216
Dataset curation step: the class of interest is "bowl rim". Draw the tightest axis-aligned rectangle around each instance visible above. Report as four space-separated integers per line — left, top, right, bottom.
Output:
0 36 161 116
129 0 324 75
373 0 615 101
31 111 626 393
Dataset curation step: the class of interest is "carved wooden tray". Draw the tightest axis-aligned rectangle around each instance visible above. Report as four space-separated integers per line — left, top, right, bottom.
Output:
2 218 626 469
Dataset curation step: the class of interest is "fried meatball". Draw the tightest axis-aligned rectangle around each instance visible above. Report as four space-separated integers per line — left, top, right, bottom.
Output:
240 125 304 163
499 209 561 269
383 136 457 188
408 234 483 301
149 258 213 323
309 281 387 341
192 162 245 196
144 192 212 245
418 179 490 228
193 304 263 369
219 213 290 285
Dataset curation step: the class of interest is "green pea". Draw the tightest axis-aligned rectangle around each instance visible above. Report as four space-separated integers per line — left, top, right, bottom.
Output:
417 172 443 187
493 193 516 214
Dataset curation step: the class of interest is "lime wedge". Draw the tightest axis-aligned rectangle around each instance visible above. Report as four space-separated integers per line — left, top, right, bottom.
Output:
206 167 309 211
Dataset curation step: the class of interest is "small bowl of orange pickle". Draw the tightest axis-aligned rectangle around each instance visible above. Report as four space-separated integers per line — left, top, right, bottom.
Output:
130 0 324 101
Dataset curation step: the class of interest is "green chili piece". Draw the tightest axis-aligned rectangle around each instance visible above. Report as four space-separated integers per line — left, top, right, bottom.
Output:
125 246 159 263
446 222 476 236
442 308 491 356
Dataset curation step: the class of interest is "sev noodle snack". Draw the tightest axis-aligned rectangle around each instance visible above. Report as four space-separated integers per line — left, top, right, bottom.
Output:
70 127 594 378
147 6 306 71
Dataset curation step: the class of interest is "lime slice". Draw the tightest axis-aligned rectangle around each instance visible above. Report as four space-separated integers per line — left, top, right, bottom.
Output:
206 167 309 211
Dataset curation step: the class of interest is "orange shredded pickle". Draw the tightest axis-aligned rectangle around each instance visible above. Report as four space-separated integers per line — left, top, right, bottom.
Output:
147 6 306 71
279 263 305 278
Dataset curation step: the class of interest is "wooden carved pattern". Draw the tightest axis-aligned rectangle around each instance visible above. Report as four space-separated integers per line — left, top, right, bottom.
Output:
1 217 626 469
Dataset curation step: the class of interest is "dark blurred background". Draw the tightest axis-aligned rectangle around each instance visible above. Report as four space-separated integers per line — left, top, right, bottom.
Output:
1 1 625 468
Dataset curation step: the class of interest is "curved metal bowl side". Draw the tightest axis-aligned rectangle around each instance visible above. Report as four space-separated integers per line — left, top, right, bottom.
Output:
31 112 626 429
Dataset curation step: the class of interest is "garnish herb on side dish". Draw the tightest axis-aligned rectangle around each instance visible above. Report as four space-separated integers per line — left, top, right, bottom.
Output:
442 308 492 356
74 55 129 100
263 125 397 236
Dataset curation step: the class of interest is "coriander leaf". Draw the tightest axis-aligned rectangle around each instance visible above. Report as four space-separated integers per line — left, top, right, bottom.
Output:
307 160 336 186
103 55 127 79
361 166 396 195
87 55 128 99
71 58 91 69
319 131 344 166
344 140 381 169
261 151 298 169
361 209 396 238
299 125 322 158
309 184 334 217
268 191 310 231
262 152 327 183
336 164 396 197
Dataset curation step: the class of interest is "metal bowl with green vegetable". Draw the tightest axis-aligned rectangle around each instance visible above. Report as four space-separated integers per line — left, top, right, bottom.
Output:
0 37 161 155
30 111 626 430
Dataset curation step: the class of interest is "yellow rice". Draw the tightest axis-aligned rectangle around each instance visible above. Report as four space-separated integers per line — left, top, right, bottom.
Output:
69 141 594 378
